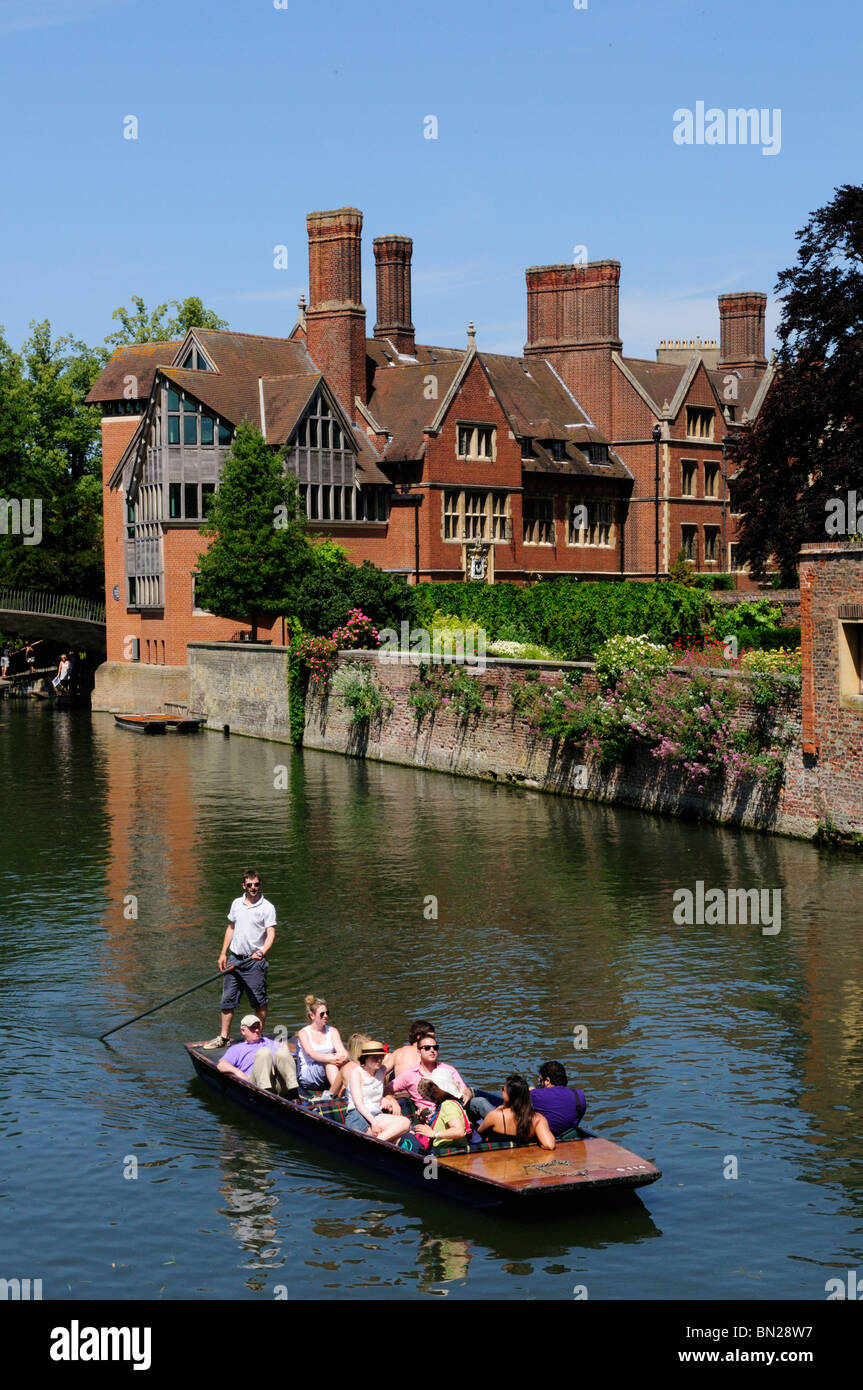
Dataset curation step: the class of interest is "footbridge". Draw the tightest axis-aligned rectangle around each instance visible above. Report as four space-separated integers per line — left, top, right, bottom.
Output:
0 589 107 654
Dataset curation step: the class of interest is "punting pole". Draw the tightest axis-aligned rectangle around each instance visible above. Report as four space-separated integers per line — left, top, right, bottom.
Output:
98 965 236 1041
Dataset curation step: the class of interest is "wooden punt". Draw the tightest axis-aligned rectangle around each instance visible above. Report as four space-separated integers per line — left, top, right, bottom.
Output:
114 713 205 733
185 1043 661 1208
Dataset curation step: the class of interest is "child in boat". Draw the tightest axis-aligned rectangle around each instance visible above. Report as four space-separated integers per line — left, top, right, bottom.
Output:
412 1071 472 1149
296 994 349 1095
344 1041 412 1143
477 1074 556 1150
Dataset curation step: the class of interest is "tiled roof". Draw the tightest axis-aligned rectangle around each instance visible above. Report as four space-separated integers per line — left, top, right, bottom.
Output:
618 357 688 411
262 374 321 444
480 353 592 439
366 359 463 459
86 341 182 402
365 339 464 369
706 369 763 418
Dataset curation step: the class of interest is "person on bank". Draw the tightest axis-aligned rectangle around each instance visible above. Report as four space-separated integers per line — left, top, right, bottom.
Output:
344 1040 411 1143
217 1014 299 1098
206 870 277 1049
295 995 348 1095
478 1074 556 1150
384 1018 436 1079
413 1071 472 1149
530 1060 586 1137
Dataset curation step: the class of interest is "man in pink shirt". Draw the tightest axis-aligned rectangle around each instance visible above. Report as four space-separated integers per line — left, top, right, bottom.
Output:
390 1033 493 1122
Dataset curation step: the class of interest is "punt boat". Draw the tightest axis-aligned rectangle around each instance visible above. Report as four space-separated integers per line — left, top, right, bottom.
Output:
114 713 205 733
186 1043 661 1208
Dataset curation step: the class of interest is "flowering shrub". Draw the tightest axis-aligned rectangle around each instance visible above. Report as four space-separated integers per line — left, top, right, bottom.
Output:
487 639 555 659
518 661 793 788
740 646 802 675
594 633 673 688
292 608 379 685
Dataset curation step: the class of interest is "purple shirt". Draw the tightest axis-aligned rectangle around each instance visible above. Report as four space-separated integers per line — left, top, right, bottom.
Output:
530 1085 580 1136
223 1036 280 1075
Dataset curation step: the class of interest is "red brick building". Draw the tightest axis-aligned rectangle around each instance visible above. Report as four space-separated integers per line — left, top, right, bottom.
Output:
87 205 772 677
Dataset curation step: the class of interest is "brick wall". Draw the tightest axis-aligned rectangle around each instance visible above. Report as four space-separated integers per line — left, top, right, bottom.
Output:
799 543 863 830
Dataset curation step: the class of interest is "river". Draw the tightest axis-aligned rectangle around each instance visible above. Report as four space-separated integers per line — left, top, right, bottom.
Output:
0 701 861 1300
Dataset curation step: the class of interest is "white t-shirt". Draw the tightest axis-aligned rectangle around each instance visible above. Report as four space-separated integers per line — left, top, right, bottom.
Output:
227 895 277 957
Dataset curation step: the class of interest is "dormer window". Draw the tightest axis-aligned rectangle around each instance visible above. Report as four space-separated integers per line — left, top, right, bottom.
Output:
456 424 496 461
586 443 609 464
181 347 212 371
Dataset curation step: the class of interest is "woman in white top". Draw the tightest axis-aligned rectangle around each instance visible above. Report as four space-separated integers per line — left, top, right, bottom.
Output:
295 994 348 1095
344 1041 411 1143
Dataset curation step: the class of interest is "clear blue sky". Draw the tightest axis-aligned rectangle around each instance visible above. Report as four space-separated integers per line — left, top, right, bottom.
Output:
0 0 857 359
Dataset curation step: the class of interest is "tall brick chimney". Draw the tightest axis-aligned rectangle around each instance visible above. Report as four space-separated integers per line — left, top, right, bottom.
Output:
373 235 415 356
524 260 622 434
305 207 367 418
717 292 767 378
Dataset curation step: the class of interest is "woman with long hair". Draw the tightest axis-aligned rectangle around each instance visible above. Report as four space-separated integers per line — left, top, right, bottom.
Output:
332 1032 371 1099
477 1074 555 1150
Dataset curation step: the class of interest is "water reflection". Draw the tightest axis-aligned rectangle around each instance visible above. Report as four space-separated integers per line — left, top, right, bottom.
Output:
1 702 862 1299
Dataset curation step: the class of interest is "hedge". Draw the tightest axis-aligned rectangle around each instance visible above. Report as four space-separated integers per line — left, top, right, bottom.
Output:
411 580 715 660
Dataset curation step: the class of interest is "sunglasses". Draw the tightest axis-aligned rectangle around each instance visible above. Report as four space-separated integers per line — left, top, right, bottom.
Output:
420 1044 439 1052
244 883 261 890
245 1023 262 1031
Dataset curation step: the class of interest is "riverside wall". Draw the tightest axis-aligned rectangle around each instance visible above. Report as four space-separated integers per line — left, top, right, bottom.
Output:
175 642 855 841
302 652 822 839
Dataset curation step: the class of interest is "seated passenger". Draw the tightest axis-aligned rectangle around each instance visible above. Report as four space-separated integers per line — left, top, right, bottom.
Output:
344 1041 411 1144
530 1060 586 1137
413 1071 472 1149
217 1014 299 1098
332 1032 372 1099
391 1033 493 1123
296 994 349 1095
384 1018 436 1079
478 1074 555 1150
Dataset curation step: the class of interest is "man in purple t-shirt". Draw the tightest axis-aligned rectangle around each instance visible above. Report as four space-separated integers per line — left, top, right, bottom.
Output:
529 1060 585 1137
217 1015 299 1098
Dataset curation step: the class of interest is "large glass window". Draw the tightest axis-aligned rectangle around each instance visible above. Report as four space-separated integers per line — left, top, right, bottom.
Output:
169 483 181 518
201 414 214 446
681 460 697 496
681 524 697 560
523 496 555 545
569 500 613 547
704 463 719 498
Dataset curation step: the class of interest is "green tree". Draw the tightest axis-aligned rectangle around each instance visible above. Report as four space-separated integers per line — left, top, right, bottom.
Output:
106 294 228 346
0 322 104 599
194 422 312 637
729 184 863 581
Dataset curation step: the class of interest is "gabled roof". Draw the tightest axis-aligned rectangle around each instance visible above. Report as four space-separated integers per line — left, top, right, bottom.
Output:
617 356 690 416
479 353 592 439
366 358 464 459
86 341 182 403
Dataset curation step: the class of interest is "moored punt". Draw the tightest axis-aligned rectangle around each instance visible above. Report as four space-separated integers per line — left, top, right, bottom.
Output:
115 714 205 734
185 1044 661 1208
